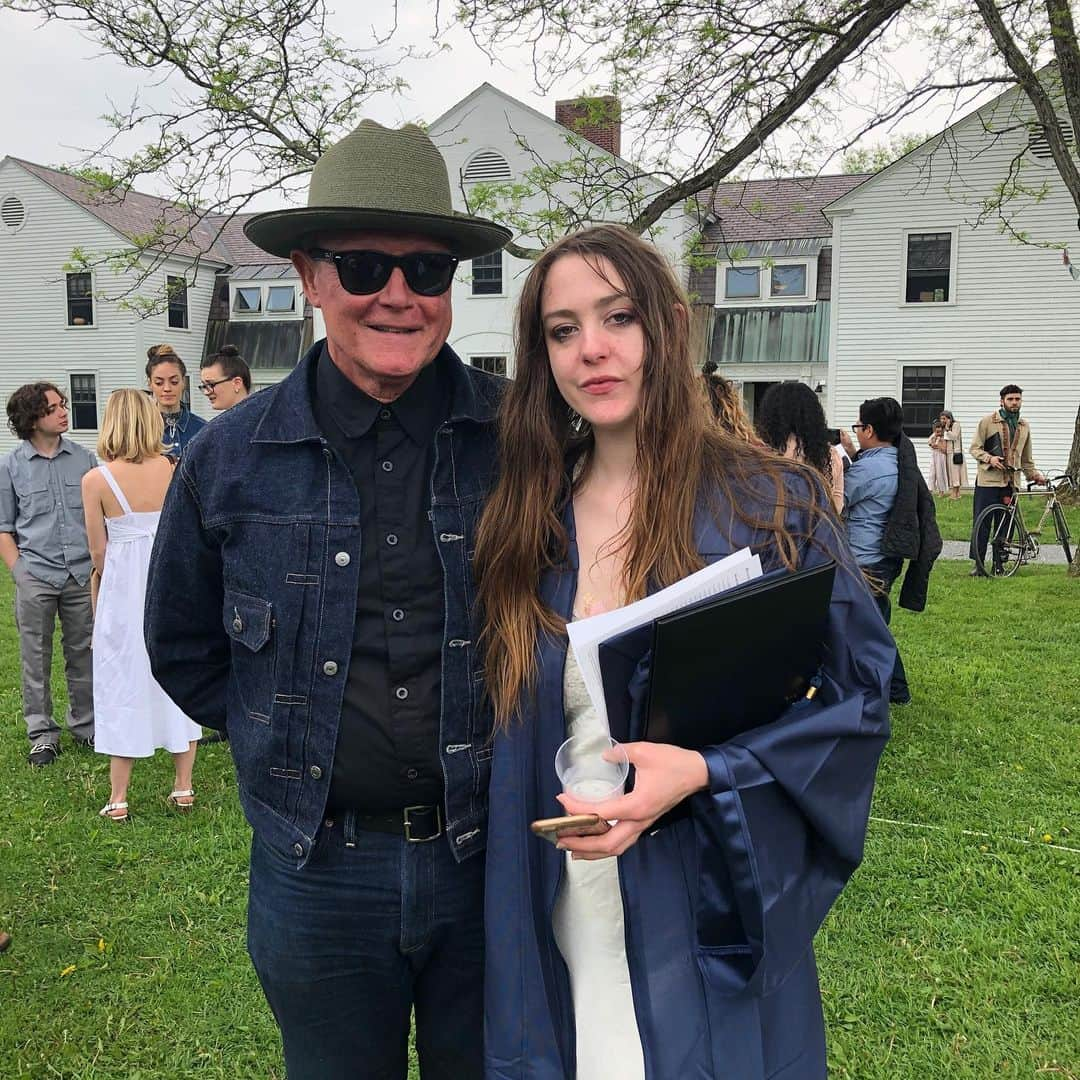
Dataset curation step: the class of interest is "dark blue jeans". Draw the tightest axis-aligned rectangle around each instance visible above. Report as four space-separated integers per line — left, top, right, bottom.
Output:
864 556 910 704
969 482 1013 566
247 814 485 1080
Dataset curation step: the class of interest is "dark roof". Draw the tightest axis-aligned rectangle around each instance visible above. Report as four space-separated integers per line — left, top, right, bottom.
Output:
4 157 290 265
206 212 290 266
699 173 871 244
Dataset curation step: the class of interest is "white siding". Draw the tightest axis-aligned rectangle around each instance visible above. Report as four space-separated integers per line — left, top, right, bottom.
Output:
0 160 220 455
828 88 1080 479
430 86 690 377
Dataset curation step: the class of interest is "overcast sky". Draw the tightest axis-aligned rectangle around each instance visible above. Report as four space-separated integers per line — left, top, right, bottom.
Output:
0 3 582 204
0 3 990 209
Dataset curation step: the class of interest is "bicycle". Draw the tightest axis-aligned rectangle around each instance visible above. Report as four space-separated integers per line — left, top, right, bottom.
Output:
972 471 1074 577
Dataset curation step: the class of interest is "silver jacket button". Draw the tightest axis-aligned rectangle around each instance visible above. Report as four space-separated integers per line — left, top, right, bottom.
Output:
309 765 323 780
322 660 338 676
232 617 243 633
334 551 350 567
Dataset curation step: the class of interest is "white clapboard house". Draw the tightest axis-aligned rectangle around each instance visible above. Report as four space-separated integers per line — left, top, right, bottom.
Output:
824 78 1080 475
0 156 312 456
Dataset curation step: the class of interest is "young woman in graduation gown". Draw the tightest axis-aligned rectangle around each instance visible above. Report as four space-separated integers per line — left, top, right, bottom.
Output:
474 225 896 1080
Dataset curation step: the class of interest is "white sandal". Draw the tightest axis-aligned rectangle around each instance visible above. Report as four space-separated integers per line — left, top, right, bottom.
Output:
167 788 195 811
98 801 129 822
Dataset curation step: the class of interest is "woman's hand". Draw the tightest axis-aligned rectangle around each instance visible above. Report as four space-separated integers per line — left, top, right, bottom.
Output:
556 742 709 860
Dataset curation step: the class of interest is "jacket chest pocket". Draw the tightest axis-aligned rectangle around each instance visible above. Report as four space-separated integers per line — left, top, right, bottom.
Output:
63 478 84 511
223 589 276 722
15 481 52 520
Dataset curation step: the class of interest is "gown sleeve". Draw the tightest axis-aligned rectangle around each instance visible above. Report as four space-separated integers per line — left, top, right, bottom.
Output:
690 508 894 998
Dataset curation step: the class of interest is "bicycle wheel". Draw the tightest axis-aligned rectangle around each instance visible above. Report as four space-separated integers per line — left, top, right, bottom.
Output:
973 504 1025 577
1052 504 1073 564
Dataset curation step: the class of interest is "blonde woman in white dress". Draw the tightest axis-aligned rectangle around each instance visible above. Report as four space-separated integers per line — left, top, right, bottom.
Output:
82 390 201 822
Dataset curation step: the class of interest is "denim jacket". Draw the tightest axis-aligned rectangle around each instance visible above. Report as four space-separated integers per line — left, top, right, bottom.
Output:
160 403 207 461
145 343 502 866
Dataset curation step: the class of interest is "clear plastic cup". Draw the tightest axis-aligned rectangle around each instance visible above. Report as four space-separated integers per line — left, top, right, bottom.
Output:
555 734 629 802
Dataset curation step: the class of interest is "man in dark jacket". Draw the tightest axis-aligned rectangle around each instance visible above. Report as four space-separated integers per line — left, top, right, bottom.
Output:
844 397 941 704
145 121 511 1080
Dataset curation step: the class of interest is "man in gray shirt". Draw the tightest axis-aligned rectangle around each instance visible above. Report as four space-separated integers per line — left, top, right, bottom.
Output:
1 382 96 765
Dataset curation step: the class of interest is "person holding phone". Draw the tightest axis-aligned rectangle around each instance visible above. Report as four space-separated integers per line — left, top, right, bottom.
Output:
474 225 895 1080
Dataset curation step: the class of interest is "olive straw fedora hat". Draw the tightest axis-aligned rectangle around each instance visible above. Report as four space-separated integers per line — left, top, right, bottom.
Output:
244 120 512 260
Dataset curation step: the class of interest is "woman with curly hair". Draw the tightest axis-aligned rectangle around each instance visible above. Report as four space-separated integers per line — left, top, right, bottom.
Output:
756 380 845 511
474 224 893 1080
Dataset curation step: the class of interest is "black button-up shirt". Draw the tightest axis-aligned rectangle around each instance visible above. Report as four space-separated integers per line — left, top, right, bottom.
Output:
312 347 447 812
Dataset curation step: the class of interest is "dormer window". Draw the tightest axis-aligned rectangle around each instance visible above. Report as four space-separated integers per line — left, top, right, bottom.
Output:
230 281 301 318
234 286 262 313
718 258 815 305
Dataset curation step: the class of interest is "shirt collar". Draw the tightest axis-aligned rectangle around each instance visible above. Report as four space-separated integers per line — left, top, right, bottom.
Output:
24 436 74 459
317 343 444 445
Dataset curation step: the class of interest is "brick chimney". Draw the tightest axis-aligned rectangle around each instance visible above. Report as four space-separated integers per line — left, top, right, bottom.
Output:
555 96 621 156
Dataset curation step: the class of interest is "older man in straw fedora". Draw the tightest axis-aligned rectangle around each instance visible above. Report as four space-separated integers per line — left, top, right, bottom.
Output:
145 120 511 1079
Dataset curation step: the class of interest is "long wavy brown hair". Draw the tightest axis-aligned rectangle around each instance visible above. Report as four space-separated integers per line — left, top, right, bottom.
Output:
474 225 834 729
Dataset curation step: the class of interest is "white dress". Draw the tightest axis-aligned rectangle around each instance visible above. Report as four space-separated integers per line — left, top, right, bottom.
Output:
92 464 202 757
551 650 646 1080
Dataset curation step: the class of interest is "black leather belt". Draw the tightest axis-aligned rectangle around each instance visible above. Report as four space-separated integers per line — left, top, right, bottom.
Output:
347 804 443 843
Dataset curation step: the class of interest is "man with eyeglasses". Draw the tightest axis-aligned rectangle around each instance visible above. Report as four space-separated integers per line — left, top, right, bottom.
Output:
843 397 941 706
1 382 96 766
145 121 510 1080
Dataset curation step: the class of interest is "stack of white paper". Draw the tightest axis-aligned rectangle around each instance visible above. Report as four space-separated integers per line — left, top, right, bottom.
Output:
566 548 763 732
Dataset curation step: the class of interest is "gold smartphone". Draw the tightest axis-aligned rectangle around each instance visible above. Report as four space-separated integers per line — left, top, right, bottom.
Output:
530 813 611 846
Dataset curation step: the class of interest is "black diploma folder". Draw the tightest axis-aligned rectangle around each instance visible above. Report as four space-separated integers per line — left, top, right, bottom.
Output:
598 560 836 750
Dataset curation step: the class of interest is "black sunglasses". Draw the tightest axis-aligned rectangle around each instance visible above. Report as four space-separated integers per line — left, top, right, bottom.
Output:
307 248 459 297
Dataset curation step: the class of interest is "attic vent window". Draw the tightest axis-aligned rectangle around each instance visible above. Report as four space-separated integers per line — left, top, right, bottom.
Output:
1 194 26 232
462 150 512 184
1027 119 1075 160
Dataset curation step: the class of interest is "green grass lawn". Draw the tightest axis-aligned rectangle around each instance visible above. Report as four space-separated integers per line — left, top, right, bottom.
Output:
933 491 1080 545
1 564 1078 1078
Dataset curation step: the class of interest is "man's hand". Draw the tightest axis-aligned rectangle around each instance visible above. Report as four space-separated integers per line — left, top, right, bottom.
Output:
0 533 20 573
554 742 709 860
838 429 856 459
1031 471 1047 486
988 455 1006 470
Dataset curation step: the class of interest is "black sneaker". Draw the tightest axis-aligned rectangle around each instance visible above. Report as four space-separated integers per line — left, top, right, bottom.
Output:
198 731 228 746
969 567 987 577
28 743 60 767
73 734 95 750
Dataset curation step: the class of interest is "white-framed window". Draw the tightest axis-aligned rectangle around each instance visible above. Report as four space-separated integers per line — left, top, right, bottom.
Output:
717 258 815 305
230 281 301 318
470 251 504 296
66 271 94 326
899 363 948 437
68 372 98 430
470 355 507 376
167 274 189 329
901 228 958 305
266 284 297 313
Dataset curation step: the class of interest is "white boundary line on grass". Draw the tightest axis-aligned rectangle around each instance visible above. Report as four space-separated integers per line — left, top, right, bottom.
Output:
869 815 1080 855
